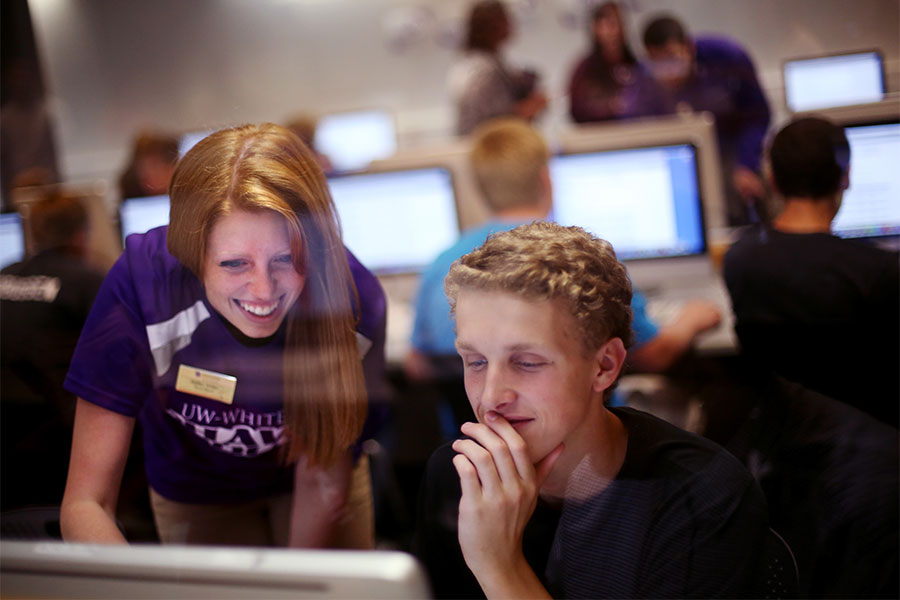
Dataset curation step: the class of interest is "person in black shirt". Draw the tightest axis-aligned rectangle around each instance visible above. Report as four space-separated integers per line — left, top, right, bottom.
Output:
415 222 768 598
723 117 899 427
1 191 104 508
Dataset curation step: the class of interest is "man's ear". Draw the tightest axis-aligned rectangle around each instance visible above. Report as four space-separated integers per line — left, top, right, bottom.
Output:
592 337 627 394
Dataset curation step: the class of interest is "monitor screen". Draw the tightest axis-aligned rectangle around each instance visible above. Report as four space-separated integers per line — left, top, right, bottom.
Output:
548 144 706 260
784 50 885 113
178 129 216 158
832 122 900 239
0 212 25 269
315 110 397 173
327 166 460 274
119 194 170 245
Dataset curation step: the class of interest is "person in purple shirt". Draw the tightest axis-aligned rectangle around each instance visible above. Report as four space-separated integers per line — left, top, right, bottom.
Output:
642 15 771 226
568 2 670 123
61 124 388 548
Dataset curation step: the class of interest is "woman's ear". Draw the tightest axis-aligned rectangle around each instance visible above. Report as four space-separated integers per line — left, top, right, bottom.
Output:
592 337 627 394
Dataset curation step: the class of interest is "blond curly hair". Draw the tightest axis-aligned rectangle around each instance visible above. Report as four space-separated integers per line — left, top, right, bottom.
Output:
445 222 634 356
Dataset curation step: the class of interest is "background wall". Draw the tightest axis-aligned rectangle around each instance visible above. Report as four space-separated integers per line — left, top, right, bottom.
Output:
27 0 900 186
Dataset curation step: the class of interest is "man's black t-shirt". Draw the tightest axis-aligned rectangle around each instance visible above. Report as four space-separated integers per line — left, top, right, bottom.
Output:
415 407 768 599
723 226 899 425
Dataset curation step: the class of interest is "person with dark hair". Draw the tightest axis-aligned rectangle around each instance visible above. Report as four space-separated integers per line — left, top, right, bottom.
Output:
117 131 179 200
414 221 769 599
448 0 547 135
567 2 669 123
60 123 388 547
723 117 899 426
1 192 104 508
642 14 771 225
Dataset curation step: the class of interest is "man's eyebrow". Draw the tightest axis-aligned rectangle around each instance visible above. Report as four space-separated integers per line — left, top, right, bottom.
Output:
455 341 545 353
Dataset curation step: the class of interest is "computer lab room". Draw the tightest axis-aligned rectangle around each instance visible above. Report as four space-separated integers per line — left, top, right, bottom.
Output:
1 0 898 598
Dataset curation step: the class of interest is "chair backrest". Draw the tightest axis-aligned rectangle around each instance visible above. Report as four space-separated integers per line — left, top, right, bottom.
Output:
762 527 799 599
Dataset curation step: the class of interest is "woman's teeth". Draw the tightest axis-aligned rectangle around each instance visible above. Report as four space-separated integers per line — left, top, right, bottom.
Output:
238 300 277 316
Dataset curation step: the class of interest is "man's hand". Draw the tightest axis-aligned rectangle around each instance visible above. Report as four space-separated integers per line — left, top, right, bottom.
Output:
451 412 563 598
732 166 765 200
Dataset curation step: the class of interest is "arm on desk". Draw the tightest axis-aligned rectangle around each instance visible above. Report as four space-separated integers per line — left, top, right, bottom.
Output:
60 398 134 543
629 300 722 372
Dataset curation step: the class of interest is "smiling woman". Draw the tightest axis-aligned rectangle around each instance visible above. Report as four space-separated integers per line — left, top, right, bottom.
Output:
60 123 387 549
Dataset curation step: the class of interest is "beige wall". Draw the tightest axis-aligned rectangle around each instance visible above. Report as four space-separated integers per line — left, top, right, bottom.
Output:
28 0 900 184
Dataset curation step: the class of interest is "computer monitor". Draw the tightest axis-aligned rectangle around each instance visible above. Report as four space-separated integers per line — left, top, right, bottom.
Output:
315 109 398 173
557 113 726 291
119 194 170 246
549 143 706 260
0 540 432 599
178 129 217 158
10 181 120 273
832 121 900 239
327 166 460 275
784 50 885 113
0 212 25 269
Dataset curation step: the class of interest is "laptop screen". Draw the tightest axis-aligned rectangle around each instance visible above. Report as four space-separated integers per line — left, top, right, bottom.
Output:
784 51 885 113
548 144 706 261
119 194 170 245
315 109 397 173
328 166 460 274
0 212 25 269
833 122 900 239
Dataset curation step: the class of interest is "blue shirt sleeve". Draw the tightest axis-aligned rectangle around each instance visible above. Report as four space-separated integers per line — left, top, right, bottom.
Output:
630 289 659 349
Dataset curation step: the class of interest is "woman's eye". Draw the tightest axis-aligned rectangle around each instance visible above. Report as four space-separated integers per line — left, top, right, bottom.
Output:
466 359 486 369
273 254 293 264
219 259 245 269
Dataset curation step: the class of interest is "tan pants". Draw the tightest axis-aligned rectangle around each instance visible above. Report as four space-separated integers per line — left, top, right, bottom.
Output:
150 455 373 548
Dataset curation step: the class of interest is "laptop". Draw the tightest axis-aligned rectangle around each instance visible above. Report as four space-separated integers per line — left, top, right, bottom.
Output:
550 127 736 353
0 540 432 599
0 212 25 270
783 50 886 113
119 194 170 246
315 108 398 174
832 121 900 243
327 165 460 276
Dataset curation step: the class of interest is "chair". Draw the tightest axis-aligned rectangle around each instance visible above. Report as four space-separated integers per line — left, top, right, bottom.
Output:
761 527 799 599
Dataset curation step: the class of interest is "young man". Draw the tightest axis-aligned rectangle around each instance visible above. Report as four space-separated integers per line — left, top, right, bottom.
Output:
642 15 771 226
406 117 720 384
415 222 768 598
723 117 899 426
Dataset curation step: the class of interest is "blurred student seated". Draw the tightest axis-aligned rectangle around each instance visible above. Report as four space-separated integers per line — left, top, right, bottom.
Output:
117 130 178 200
1 191 104 509
414 222 769 599
723 116 899 427
642 14 770 226
405 117 721 406
567 1 669 123
449 0 548 136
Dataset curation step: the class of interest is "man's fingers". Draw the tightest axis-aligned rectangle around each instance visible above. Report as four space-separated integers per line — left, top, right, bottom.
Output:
452 438 502 496
452 453 482 500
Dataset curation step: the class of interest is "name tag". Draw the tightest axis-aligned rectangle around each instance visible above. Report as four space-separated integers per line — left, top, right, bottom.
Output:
175 364 237 405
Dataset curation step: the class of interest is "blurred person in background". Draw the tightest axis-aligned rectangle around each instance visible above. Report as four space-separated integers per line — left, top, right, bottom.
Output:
642 15 771 226
117 130 179 201
285 114 334 175
449 0 548 136
1 191 104 509
568 2 669 123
